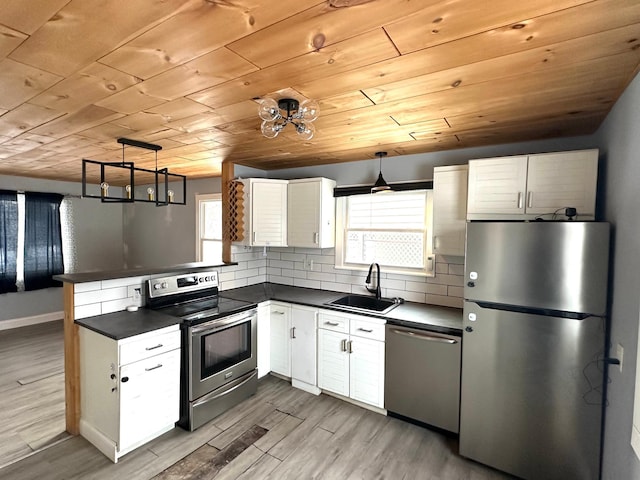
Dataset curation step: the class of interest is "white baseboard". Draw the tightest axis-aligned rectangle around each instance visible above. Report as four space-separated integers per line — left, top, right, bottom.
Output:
0 311 64 331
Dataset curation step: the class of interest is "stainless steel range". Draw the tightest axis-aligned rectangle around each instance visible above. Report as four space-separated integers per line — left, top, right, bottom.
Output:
146 271 258 431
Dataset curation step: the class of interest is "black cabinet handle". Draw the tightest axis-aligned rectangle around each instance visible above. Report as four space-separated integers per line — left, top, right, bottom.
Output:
465 326 474 333
121 376 129 383
467 281 475 287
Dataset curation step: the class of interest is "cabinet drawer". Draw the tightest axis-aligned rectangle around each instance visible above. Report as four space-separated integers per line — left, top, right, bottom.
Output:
350 318 385 341
318 312 349 333
119 329 180 365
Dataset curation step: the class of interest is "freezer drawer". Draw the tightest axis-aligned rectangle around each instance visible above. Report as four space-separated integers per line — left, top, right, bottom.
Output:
385 324 461 433
460 301 605 480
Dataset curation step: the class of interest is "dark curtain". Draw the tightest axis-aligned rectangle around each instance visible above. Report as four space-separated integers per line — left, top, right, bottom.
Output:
24 192 64 291
0 190 18 293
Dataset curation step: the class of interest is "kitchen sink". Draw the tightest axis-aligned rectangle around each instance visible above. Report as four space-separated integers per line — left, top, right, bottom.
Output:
326 294 399 314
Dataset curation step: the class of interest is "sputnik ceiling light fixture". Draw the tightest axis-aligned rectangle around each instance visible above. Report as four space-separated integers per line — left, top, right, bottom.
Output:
371 151 392 193
258 97 320 140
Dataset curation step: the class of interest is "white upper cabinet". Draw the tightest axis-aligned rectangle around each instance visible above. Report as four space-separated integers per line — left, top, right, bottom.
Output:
467 155 528 216
287 177 336 248
467 149 598 220
525 150 598 217
235 178 288 247
433 165 468 256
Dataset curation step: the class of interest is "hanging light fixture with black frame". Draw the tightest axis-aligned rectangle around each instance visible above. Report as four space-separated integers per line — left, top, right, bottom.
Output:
258 97 320 140
81 138 187 206
371 151 392 193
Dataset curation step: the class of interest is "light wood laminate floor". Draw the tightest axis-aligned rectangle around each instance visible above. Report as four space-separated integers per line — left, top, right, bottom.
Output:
0 321 514 480
0 321 67 469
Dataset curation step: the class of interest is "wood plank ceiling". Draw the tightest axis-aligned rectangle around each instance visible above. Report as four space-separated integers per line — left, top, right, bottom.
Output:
0 0 639 182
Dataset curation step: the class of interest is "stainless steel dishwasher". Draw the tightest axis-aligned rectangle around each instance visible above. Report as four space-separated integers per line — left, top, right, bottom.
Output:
385 324 461 433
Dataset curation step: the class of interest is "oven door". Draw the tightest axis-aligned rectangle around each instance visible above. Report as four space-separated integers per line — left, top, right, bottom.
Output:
188 309 257 401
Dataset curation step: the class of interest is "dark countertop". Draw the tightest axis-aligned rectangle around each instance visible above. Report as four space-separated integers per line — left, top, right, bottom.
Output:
54 261 237 284
76 309 182 340
220 283 463 334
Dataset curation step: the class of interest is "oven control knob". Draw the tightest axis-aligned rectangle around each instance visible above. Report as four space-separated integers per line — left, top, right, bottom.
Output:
199 277 204 283
153 283 162 290
205 276 210 281
161 282 168 289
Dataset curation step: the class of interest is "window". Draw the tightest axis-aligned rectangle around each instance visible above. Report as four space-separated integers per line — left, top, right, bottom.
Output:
335 190 434 276
196 194 222 263
0 191 64 293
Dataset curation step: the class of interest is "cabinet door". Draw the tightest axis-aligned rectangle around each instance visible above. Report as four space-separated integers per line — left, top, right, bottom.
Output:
257 303 271 379
252 181 287 246
433 165 468 256
525 150 598 218
349 336 385 408
269 303 291 377
288 180 321 248
467 156 528 217
119 349 180 452
291 306 318 386
318 329 349 397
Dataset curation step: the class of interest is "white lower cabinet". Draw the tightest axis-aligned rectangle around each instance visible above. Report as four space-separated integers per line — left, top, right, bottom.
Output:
317 310 385 409
269 302 291 377
291 305 319 394
79 324 180 463
257 302 271 378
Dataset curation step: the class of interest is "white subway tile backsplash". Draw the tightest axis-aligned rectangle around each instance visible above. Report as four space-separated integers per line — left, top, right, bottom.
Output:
281 252 306 262
294 278 321 289
307 271 336 282
246 275 266 286
219 271 235 282
405 281 428 294
386 289 425 303
383 279 406 290
314 255 335 265
293 247 321 255
102 298 134 315
439 255 464 265
267 267 282 276
426 294 463 308
74 281 102 293
220 278 249 290
75 286 128 306
448 264 465 275
435 262 449 274
426 283 448 295
266 251 281 260
447 286 464 298
294 262 305 271
75 303 101 320
248 259 267 269
269 260 294 270
234 268 260 279
269 276 294 286
320 282 351 293
427 273 464 286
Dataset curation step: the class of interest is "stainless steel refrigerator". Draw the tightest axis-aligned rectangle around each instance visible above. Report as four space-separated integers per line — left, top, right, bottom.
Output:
460 221 610 480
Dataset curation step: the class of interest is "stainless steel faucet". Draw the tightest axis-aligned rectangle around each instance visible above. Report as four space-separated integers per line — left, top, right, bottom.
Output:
365 263 381 299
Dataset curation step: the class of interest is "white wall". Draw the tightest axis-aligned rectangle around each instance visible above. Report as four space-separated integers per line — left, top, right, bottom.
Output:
594 70 640 480
0 175 124 322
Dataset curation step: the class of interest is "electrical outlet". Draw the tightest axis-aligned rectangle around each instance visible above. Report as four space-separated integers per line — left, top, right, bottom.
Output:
616 343 624 372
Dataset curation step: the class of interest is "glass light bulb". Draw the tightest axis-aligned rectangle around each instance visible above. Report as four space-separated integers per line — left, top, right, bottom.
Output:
100 182 109 196
258 98 280 121
125 184 132 199
299 99 320 122
297 122 315 140
147 187 154 201
168 190 174 202
261 120 280 138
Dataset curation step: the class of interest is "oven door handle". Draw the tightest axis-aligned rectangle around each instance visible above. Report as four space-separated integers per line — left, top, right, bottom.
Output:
192 370 257 407
190 310 256 335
